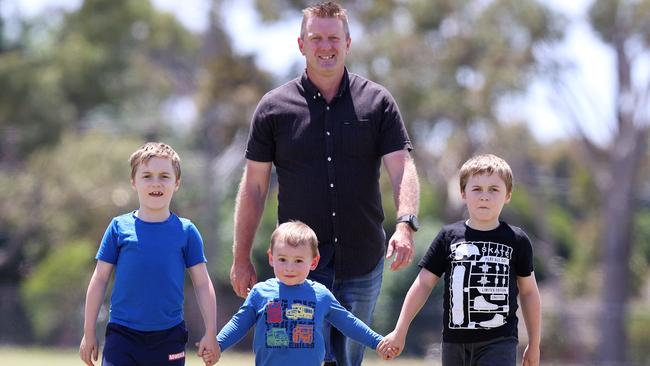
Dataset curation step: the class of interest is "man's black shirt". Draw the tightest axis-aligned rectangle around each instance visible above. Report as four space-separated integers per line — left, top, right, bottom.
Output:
246 69 412 279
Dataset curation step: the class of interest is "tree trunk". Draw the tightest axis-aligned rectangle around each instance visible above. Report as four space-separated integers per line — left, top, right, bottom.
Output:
596 123 647 364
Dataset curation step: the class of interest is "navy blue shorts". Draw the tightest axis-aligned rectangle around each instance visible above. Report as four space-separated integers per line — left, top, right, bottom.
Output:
442 336 518 366
102 321 188 366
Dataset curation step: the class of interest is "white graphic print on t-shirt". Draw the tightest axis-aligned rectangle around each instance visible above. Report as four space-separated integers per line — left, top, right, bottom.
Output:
448 241 512 330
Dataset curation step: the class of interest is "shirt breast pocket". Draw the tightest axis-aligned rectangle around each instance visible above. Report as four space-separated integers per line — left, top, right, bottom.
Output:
342 119 376 159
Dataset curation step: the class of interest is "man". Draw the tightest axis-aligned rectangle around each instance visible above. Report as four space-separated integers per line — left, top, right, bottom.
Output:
230 2 419 365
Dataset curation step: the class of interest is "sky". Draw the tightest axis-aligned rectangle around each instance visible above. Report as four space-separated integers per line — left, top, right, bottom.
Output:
5 0 624 144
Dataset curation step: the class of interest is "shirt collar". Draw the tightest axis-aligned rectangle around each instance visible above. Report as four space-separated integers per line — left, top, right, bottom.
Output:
300 67 350 101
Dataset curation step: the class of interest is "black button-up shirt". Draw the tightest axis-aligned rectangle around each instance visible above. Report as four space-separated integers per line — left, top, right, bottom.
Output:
245 68 412 279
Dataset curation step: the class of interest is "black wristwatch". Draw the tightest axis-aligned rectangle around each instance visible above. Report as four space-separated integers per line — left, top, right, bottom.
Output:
396 214 419 232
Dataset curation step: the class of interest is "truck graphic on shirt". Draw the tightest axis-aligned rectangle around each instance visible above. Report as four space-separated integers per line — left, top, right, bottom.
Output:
266 328 289 347
292 324 314 344
285 303 314 320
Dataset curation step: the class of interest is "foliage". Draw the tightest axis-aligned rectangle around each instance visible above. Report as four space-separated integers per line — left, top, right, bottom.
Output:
21 241 95 343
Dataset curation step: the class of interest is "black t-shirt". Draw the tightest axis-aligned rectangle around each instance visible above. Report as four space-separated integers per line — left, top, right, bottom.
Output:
419 220 534 343
246 68 412 279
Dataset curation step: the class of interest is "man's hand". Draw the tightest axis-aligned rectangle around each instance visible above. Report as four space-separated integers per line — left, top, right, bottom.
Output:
386 224 414 271
230 260 257 298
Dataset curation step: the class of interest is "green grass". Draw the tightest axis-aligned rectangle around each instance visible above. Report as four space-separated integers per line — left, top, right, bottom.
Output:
0 346 435 365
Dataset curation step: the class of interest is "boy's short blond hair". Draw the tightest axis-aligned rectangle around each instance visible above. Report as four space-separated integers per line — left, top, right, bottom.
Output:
129 142 181 181
270 221 320 258
459 154 513 194
301 1 350 40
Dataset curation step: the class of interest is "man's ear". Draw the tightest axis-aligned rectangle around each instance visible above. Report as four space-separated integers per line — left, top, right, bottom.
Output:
310 255 321 270
298 37 304 55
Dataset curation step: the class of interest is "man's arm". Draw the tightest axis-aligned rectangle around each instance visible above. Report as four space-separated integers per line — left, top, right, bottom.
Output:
231 160 272 298
383 150 420 271
517 273 541 366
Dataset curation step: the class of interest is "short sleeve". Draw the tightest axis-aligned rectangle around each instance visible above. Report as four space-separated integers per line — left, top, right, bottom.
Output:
515 229 534 277
184 222 207 268
96 219 119 264
378 91 412 156
245 96 275 162
418 228 448 277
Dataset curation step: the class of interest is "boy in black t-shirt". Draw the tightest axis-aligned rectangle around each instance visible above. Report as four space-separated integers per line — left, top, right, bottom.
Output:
378 154 541 366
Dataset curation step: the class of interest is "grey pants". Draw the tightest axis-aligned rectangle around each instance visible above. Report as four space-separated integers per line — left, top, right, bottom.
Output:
442 336 518 366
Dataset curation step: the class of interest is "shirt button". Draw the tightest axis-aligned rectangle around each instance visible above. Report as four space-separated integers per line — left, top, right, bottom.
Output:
326 131 331 136
313 95 316 99
326 106 330 111
334 237 338 243
318 92 321 97
332 212 336 216
330 183 334 188
327 157 332 162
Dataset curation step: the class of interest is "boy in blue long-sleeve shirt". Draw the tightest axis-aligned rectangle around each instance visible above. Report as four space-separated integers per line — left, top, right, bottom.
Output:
204 221 389 365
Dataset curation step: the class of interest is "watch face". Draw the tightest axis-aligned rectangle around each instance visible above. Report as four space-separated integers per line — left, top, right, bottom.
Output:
399 215 419 231
411 215 420 229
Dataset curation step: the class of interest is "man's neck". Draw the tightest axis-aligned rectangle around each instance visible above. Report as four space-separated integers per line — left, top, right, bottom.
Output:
306 68 345 103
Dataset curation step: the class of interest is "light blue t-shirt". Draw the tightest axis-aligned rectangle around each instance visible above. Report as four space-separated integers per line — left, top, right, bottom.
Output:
218 278 382 366
96 211 206 331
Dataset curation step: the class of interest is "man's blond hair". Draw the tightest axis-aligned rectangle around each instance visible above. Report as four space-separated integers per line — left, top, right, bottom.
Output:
270 221 319 258
301 1 350 40
459 154 513 194
129 142 181 181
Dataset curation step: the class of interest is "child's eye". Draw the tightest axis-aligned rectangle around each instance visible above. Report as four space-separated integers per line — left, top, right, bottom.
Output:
295 259 303 264
278 258 286 262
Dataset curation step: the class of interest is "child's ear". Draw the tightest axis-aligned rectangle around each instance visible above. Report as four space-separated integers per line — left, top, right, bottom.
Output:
310 255 320 271
130 178 136 190
505 191 512 204
174 178 180 191
268 249 274 267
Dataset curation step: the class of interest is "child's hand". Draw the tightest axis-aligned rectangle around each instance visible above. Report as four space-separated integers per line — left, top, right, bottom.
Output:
79 333 99 366
377 331 405 360
201 349 216 365
195 336 221 365
521 343 540 366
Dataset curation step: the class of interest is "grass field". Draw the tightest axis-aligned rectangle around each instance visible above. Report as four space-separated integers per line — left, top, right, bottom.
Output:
0 347 437 365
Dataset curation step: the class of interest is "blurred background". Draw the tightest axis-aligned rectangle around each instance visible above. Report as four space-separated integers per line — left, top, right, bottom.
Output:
1 0 649 365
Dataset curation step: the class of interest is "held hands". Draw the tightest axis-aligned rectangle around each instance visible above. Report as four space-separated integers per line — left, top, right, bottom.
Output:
196 337 221 366
79 333 99 366
377 331 406 361
230 260 257 298
386 224 414 271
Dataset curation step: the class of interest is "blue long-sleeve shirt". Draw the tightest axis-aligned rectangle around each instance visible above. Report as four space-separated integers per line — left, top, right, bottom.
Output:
218 278 382 366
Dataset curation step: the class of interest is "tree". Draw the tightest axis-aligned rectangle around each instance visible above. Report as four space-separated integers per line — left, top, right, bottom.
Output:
553 0 650 362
